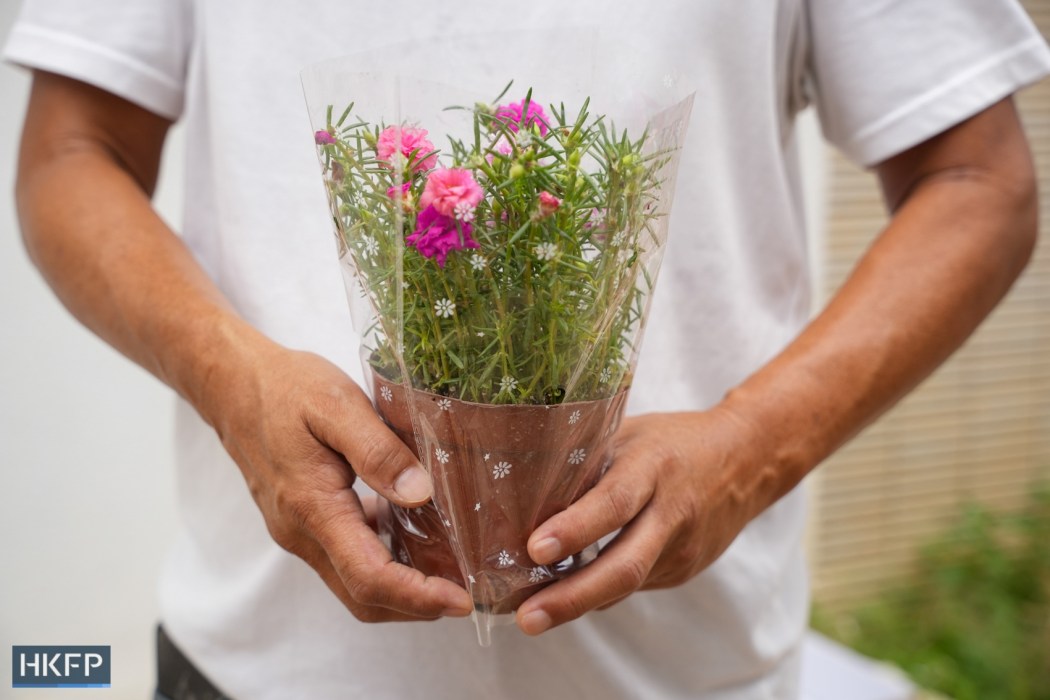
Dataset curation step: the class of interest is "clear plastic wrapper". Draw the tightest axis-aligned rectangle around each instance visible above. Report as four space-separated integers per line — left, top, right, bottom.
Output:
302 37 693 645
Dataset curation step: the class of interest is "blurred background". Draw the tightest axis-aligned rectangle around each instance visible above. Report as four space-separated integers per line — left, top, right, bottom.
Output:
0 3 182 696
805 3 1050 695
805 3 1050 697
1 2 1047 699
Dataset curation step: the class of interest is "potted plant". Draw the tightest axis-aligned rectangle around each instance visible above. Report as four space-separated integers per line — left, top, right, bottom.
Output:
306 75 692 643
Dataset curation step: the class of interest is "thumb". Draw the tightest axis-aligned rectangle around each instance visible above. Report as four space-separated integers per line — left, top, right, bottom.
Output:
307 385 433 507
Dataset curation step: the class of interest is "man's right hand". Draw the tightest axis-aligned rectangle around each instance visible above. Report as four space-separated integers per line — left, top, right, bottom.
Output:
15 70 472 624
202 341 475 622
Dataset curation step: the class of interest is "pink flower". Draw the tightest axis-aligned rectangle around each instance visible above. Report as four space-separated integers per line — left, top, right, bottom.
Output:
406 205 480 268
583 208 605 231
485 135 514 164
494 99 549 135
494 136 513 156
377 126 438 172
315 130 337 145
420 168 483 218
386 182 411 199
538 191 561 216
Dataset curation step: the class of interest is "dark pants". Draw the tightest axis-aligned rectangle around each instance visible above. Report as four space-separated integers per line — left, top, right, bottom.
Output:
155 625 231 700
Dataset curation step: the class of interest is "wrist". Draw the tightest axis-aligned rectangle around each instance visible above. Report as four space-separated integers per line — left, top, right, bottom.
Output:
159 305 280 429
713 382 815 519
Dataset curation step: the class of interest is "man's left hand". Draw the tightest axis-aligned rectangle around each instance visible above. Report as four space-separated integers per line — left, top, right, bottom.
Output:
517 408 771 635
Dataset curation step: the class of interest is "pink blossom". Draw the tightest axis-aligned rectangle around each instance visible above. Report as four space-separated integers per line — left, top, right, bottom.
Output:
485 135 515 164
495 99 549 135
386 182 411 199
494 136 513 156
419 168 483 218
538 191 561 216
376 126 438 172
583 208 605 230
406 205 480 267
315 130 337 145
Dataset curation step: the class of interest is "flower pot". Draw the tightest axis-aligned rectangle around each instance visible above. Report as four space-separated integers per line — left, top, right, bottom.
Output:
372 371 628 615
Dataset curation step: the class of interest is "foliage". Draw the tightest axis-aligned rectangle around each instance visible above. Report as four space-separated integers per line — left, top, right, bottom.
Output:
813 486 1050 700
313 85 678 405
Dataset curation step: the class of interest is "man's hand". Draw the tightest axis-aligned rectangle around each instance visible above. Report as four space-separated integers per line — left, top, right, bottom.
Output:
204 343 474 622
517 409 763 634
14 71 472 624
517 97 1038 635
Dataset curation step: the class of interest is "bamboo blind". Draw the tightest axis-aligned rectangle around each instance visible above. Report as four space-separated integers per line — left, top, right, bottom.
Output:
808 2 1050 612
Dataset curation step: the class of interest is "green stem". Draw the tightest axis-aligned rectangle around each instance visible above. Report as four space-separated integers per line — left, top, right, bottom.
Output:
422 274 450 382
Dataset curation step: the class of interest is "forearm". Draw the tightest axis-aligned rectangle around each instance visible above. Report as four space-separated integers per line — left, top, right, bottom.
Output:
722 116 1038 518
12 72 470 622
16 126 268 423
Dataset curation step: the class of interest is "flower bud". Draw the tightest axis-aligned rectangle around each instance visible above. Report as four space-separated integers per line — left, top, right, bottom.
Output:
538 191 561 217
510 164 526 180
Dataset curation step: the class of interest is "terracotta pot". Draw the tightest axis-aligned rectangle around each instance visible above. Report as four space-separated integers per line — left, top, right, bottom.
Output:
372 371 628 614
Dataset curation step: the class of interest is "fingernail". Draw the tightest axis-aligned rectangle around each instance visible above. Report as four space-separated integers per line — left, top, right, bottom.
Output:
531 537 562 563
442 592 474 617
520 609 552 635
394 466 432 503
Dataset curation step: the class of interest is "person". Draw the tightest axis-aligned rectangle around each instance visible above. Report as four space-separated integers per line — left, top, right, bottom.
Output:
5 1 1048 698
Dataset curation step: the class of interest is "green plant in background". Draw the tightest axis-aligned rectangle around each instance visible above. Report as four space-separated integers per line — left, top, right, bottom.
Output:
813 486 1050 700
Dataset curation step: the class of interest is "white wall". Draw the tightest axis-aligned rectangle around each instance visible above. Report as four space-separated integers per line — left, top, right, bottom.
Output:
0 4 181 698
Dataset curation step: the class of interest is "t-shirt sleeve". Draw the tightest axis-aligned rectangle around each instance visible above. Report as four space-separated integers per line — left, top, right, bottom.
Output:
805 0 1050 167
2 0 193 121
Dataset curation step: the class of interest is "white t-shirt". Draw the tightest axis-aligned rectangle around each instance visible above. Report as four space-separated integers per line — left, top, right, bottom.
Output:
6 2 1048 698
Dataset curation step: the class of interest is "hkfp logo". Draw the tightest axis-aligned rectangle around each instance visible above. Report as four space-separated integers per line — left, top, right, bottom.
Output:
12 646 111 688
